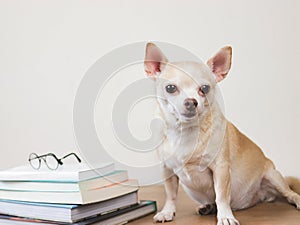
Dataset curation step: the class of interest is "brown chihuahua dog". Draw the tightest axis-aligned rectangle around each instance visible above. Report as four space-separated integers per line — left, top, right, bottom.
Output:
144 43 300 225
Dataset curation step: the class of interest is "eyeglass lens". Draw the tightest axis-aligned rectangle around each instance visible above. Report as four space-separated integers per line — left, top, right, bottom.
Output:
45 154 59 170
29 153 41 170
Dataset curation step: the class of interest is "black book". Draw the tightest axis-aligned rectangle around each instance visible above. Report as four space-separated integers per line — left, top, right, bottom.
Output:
0 191 138 223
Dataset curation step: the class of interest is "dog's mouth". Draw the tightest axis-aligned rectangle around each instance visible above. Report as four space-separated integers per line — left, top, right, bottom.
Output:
181 111 197 119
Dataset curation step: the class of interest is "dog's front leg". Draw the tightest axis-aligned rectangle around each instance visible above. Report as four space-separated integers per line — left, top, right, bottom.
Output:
213 163 240 225
153 166 179 223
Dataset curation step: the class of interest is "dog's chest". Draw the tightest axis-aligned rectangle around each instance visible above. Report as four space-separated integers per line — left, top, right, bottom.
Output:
161 126 200 169
159 121 219 204
180 163 213 184
176 162 215 204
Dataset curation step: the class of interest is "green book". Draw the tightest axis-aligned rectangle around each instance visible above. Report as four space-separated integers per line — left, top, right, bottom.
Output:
0 200 157 225
0 179 139 204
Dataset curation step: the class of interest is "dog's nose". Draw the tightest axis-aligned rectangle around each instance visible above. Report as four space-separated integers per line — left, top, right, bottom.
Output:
184 98 198 111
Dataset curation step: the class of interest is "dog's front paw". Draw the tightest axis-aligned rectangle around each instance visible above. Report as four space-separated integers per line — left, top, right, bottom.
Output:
153 210 175 223
217 217 240 225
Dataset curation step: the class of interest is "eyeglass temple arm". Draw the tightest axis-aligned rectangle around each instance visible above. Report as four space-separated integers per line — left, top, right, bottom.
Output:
61 153 82 163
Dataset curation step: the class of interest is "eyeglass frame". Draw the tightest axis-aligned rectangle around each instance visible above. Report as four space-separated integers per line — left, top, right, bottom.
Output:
28 152 82 170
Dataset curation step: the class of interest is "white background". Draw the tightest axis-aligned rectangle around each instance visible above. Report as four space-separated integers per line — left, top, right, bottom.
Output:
0 0 299 183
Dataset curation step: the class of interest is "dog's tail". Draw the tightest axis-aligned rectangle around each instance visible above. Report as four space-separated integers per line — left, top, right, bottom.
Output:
286 176 300 195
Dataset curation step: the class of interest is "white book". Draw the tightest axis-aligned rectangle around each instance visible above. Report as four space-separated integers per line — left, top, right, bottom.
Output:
0 179 139 204
0 170 128 192
0 163 114 182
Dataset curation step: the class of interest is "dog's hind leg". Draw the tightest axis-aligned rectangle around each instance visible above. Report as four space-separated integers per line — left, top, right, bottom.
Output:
197 203 217 215
264 162 300 209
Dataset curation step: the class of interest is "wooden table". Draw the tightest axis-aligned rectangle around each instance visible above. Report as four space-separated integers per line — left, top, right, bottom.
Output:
129 185 300 225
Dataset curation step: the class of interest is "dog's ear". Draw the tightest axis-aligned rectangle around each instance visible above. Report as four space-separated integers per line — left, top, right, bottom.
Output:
207 46 232 82
144 43 168 78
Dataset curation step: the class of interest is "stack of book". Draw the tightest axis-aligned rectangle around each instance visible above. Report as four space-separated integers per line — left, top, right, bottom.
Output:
0 163 156 224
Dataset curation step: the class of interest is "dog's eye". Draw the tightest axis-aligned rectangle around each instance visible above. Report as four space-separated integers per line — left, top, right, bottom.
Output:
166 85 177 93
199 85 210 95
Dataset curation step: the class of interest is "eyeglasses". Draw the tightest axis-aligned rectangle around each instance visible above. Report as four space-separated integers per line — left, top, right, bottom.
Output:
28 152 82 170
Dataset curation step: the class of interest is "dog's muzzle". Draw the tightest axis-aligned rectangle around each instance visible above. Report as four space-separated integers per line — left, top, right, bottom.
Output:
183 98 198 118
